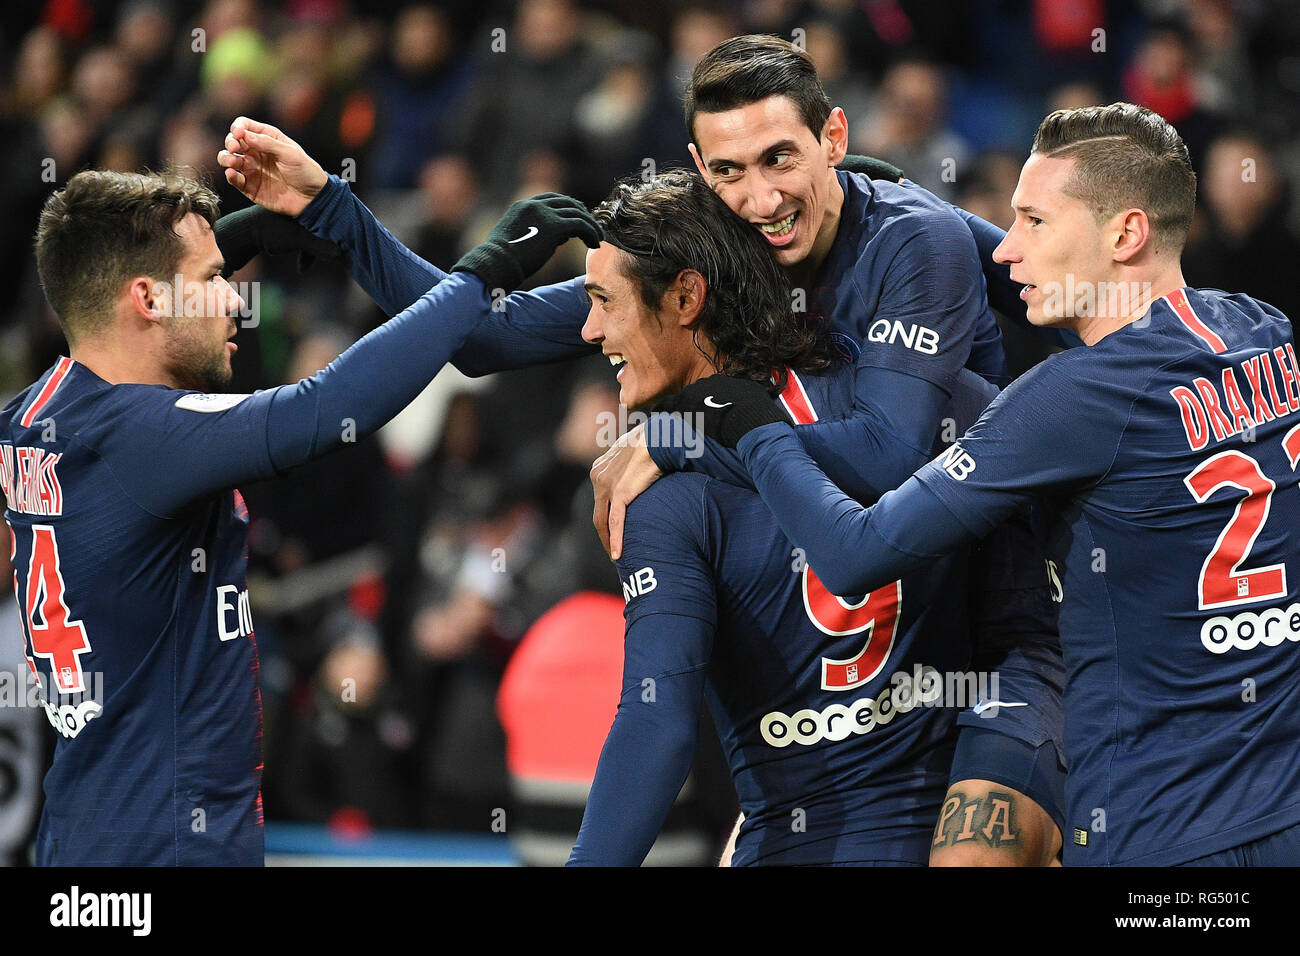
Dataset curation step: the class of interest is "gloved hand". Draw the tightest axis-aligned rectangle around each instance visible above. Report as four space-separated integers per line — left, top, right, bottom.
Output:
452 193 602 294
214 204 342 277
837 154 904 182
654 374 791 449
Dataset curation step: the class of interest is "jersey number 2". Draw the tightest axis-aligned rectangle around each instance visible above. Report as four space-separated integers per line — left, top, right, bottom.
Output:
1184 424 1300 610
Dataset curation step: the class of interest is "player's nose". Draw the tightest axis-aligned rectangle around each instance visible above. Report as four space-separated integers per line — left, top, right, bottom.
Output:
747 173 783 220
581 305 603 345
992 227 1020 266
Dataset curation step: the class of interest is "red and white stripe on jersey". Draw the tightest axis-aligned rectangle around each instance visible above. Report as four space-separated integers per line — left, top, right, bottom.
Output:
1165 289 1228 353
20 357 75 428
773 368 819 425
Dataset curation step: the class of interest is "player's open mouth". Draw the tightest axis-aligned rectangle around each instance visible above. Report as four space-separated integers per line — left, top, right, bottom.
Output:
757 211 798 246
1020 284 1037 300
608 352 626 380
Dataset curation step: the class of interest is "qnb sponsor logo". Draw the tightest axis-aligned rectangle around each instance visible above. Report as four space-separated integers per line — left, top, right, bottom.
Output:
1040 277 1152 319
216 585 254 641
1201 601 1300 654
866 319 940 355
760 665 944 748
621 567 657 603
936 442 976 481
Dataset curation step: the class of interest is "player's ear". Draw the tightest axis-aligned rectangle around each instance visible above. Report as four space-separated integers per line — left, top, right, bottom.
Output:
127 276 167 324
1112 208 1150 263
672 269 707 325
823 107 849 166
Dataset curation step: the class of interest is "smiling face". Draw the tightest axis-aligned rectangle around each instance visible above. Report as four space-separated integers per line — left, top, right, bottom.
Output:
580 243 714 411
156 212 244 392
690 95 847 272
993 153 1123 331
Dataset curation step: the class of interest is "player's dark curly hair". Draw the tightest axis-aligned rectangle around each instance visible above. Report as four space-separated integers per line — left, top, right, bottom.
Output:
593 169 836 394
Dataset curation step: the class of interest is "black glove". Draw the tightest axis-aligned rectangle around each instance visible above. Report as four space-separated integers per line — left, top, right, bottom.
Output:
837 154 904 182
452 193 602 294
654 374 791 449
214 205 342 277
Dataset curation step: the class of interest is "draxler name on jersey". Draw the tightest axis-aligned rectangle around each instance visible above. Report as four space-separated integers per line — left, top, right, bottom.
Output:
1170 342 1300 450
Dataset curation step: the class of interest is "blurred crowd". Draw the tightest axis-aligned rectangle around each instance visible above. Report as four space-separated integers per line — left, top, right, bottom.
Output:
1 0 1299 846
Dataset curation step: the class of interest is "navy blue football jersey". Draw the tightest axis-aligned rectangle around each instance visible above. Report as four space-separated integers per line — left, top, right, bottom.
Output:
0 271 490 865
738 288 1300 865
569 363 1060 865
915 289 1300 865
811 171 1005 387
2 361 276 865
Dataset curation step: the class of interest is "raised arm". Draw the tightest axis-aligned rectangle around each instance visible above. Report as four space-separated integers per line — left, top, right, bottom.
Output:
218 116 597 377
111 197 600 517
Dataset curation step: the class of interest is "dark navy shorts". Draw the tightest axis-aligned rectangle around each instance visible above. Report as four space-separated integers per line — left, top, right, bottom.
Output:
949 726 1067 836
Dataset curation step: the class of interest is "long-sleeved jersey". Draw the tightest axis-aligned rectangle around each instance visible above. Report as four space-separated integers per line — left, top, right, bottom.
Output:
736 288 1300 865
2 272 490 864
568 361 1062 865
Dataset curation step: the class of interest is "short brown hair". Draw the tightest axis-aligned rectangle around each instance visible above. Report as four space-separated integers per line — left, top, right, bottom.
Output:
1032 102 1196 254
685 34 831 144
34 168 220 342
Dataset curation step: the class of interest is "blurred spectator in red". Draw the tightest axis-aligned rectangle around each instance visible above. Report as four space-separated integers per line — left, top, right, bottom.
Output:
498 591 725 865
1121 26 1221 172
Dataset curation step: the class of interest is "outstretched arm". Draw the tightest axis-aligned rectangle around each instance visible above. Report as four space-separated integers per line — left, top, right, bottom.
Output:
219 116 597 376
664 356 1115 598
111 196 600 517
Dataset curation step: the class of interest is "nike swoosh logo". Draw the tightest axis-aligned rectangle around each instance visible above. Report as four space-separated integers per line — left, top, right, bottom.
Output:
507 226 539 243
972 700 1029 715
703 396 732 408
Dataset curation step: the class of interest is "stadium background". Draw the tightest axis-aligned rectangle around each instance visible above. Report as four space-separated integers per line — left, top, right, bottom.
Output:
0 0 1297 865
